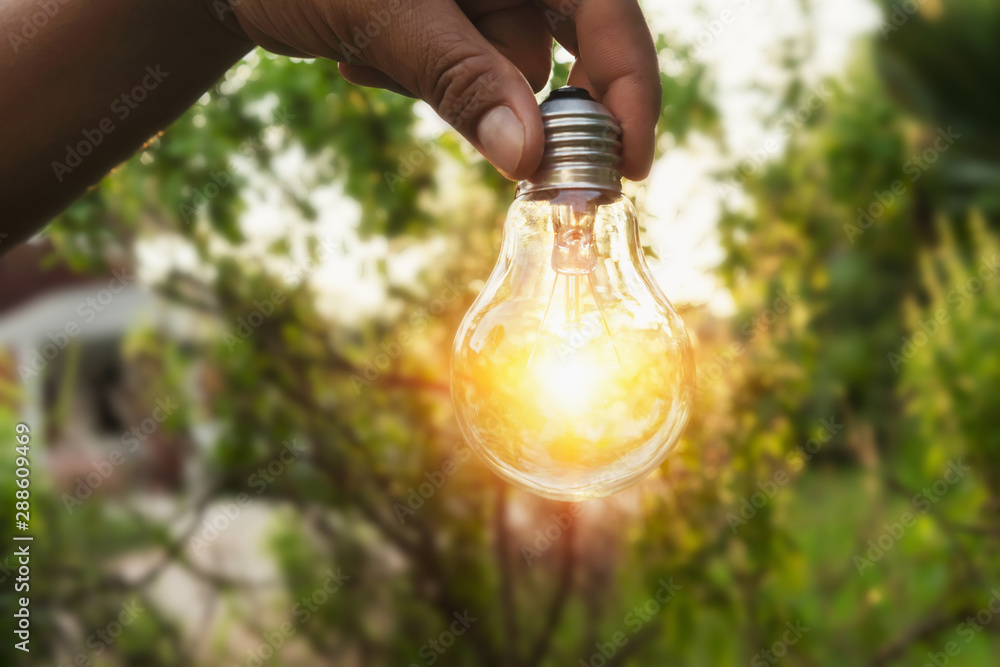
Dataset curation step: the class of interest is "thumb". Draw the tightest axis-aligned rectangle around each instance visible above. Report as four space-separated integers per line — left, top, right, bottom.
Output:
354 0 544 179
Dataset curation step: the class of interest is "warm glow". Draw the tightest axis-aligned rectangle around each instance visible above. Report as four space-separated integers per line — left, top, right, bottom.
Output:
533 352 606 415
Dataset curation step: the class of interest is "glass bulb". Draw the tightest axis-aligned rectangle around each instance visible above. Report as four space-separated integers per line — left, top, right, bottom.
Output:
451 186 695 500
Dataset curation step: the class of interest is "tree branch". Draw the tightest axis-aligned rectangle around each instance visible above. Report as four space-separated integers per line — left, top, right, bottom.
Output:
526 501 577 667
869 607 977 667
495 482 519 666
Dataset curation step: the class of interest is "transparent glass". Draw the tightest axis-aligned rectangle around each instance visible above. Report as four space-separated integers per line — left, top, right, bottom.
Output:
451 189 695 500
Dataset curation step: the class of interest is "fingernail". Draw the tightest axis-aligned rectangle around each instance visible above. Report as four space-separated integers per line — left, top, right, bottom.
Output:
477 106 524 175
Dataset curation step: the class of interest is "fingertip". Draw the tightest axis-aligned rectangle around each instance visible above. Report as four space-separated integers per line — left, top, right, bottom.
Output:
478 65 545 179
475 99 544 180
601 75 661 182
620 123 656 182
459 59 543 179
512 99 545 179
567 62 659 182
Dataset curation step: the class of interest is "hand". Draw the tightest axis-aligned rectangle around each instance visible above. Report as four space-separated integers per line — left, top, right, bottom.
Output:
225 0 662 181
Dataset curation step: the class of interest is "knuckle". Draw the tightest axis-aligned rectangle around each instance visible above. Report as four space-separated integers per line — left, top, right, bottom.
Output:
421 37 499 129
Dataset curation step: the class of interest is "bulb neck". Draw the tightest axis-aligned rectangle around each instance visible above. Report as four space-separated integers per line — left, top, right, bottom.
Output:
517 87 623 196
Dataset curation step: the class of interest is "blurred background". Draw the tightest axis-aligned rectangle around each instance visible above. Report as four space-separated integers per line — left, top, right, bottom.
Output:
3 0 1000 664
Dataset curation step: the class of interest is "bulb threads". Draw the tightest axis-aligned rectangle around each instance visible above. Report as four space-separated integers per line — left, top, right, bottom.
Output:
518 87 623 195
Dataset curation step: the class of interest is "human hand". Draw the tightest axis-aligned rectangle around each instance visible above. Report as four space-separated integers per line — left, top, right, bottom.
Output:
224 0 662 181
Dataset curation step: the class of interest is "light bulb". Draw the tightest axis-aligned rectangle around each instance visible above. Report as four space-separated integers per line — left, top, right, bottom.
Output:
451 88 695 500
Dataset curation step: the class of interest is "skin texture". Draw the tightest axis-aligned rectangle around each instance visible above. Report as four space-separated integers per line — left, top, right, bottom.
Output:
0 0 661 251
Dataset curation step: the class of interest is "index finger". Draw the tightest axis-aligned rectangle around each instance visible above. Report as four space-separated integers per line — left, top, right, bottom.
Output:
540 0 662 181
